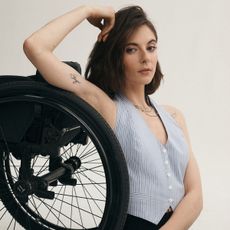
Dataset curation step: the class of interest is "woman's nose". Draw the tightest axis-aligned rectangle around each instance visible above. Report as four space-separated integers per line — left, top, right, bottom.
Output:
140 50 150 64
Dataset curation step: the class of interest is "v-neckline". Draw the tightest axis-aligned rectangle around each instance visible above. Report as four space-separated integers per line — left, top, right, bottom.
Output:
121 94 170 147
148 98 170 147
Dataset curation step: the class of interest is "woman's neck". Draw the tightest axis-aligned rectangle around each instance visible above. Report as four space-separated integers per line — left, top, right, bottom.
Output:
121 87 149 107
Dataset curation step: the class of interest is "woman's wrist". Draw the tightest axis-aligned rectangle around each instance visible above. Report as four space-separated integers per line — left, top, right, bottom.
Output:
79 5 93 19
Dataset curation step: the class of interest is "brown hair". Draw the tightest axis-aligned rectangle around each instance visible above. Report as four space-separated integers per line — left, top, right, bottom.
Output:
85 5 164 99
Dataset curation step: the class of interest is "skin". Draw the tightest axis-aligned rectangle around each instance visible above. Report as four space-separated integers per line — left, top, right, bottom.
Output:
122 26 157 94
23 5 203 229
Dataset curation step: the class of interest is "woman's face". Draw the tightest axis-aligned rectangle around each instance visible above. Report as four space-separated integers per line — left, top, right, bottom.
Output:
123 25 158 88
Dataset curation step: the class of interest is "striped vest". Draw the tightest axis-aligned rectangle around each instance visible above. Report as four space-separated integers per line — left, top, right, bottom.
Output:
113 94 189 224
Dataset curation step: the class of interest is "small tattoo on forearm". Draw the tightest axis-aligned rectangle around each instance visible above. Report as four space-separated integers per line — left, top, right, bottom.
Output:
171 112 176 118
70 73 81 84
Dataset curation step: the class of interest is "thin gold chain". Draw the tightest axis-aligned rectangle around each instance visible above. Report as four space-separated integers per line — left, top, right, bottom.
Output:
134 104 159 117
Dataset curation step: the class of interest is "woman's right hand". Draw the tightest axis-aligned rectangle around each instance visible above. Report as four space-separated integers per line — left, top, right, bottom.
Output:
87 6 115 42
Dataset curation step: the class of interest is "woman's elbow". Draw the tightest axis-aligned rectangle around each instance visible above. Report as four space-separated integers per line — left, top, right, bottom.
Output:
23 37 36 60
23 36 45 62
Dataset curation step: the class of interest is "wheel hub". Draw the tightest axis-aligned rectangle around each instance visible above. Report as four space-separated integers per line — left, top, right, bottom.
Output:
14 156 82 201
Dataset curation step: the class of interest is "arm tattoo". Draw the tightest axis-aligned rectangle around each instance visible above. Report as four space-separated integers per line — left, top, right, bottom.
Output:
70 73 81 84
171 112 177 118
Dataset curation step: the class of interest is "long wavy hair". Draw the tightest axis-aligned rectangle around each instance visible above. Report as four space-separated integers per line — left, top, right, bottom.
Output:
85 5 164 99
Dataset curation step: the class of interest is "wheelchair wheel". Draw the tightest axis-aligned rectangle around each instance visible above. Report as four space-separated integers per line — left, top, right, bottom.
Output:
0 80 129 230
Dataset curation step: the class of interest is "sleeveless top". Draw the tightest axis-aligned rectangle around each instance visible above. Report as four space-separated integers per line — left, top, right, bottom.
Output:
113 94 189 224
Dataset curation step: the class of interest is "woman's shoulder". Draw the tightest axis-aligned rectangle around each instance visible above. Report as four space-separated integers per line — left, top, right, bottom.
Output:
161 104 186 130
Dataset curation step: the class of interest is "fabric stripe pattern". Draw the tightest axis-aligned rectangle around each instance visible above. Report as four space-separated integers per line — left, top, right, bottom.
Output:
113 94 189 224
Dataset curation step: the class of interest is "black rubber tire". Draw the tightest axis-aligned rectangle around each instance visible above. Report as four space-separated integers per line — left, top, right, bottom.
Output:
0 81 129 230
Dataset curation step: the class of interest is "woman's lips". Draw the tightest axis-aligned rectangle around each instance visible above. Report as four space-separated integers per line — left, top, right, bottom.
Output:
138 69 152 75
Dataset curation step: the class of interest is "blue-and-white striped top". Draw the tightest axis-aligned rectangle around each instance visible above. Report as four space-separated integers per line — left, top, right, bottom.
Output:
113 94 189 224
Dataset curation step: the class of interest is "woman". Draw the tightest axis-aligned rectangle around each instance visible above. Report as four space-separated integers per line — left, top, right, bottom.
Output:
23 4 203 230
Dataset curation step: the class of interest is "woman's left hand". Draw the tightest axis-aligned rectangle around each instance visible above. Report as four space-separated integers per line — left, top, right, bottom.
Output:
87 5 115 41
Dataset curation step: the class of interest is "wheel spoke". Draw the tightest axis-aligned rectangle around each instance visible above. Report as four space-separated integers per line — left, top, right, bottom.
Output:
0 94 127 229
80 147 99 160
56 185 66 225
76 175 98 226
0 205 9 220
75 173 105 214
78 172 106 198
79 166 106 180
34 157 50 176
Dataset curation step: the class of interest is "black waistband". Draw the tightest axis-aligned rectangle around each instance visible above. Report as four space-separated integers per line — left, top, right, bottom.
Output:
123 211 173 230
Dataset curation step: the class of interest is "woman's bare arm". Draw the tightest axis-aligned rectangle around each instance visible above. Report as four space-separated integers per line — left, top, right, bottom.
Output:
160 106 203 230
23 5 116 128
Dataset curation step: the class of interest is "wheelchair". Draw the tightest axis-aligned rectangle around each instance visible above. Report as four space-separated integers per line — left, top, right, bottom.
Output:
0 62 129 230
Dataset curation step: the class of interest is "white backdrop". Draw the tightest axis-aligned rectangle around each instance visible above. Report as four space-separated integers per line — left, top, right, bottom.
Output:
0 0 230 229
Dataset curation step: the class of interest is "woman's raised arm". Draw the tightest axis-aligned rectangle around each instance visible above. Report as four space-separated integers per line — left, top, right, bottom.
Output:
23 5 116 127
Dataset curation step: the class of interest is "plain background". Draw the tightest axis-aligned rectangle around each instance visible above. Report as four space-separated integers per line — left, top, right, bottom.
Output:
0 0 230 229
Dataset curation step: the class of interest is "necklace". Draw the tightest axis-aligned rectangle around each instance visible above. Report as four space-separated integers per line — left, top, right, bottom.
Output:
134 104 159 117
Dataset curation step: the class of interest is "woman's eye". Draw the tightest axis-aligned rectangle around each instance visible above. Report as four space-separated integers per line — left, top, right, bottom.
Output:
125 47 136 54
148 46 157 52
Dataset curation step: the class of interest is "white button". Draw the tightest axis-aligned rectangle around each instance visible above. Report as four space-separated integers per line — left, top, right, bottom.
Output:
167 173 171 177
168 185 173 190
162 148 167 153
165 160 169 165
168 198 174 203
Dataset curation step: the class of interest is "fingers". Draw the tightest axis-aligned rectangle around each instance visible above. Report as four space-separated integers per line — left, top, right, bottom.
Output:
87 6 115 42
97 17 115 42
97 31 109 42
102 32 109 42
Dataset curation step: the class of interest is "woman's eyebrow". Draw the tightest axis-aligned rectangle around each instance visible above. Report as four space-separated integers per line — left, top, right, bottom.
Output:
148 39 157 44
125 39 157 47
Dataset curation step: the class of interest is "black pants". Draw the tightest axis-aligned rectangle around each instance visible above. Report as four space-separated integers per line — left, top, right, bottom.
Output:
123 211 173 230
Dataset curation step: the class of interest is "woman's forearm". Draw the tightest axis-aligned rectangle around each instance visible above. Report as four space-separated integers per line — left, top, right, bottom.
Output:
23 5 91 58
160 190 203 230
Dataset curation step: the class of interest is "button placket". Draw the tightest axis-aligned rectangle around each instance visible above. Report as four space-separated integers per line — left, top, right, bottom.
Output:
162 147 167 153
162 146 174 206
